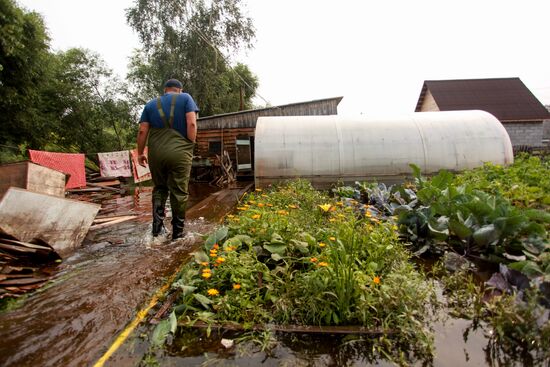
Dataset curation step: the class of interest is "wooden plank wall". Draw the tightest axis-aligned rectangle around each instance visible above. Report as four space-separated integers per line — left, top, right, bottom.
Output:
197 127 255 164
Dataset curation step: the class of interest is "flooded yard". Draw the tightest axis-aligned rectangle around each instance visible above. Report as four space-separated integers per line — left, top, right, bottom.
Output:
0 175 548 367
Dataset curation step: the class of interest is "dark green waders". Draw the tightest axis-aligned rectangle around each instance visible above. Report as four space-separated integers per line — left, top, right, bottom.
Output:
148 94 195 239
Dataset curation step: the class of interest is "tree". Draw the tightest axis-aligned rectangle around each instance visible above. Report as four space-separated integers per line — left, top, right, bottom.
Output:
0 0 51 150
126 0 258 116
44 48 137 154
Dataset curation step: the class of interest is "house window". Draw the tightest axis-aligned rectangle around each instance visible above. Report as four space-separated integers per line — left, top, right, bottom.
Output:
208 140 222 156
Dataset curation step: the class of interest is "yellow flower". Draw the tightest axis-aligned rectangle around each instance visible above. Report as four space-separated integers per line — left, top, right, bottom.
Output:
233 284 241 290
392 225 398 231
277 210 289 216
318 262 329 267
318 204 332 212
215 257 226 264
200 261 209 266
266 203 273 207
261 194 268 198
255 188 262 192
251 214 261 220
336 201 344 207
310 257 318 263
373 276 381 284
329 218 336 222
207 288 219 296
209 252 218 257
318 242 326 248
365 211 372 217
288 204 298 209
248 200 256 205
329 236 336 241
202 272 212 279
237 206 248 211
257 203 265 208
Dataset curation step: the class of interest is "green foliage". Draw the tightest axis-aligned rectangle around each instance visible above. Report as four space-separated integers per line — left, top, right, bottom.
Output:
169 180 436 364
0 0 51 149
126 0 259 116
454 155 550 208
0 1 137 162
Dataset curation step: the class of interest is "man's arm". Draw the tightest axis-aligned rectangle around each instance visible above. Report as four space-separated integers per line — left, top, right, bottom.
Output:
186 111 197 142
137 122 150 166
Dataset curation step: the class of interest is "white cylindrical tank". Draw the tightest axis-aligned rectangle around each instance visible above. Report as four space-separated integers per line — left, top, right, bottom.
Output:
254 110 513 188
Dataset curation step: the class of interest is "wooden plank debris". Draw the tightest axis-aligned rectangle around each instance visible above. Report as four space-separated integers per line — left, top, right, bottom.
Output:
0 187 100 258
179 321 395 335
89 215 137 230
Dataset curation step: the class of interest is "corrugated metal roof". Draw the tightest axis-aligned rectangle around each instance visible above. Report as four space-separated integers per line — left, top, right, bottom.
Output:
415 78 550 121
198 96 343 121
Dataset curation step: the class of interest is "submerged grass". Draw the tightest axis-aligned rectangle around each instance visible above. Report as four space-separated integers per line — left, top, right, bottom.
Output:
165 180 437 364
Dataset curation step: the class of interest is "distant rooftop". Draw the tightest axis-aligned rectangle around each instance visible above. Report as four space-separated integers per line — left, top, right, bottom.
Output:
415 77 550 121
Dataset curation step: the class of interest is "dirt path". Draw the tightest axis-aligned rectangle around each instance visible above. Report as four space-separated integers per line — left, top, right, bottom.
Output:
0 183 250 367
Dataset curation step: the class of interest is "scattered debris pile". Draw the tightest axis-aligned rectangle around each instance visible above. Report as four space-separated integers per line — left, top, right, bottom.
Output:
67 172 127 195
0 235 59 299
210 151 236 187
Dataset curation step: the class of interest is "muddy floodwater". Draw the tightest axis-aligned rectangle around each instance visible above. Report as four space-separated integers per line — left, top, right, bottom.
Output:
0 183 538 367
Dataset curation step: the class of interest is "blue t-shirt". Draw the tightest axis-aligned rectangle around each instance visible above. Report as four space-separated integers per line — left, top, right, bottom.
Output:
139 92 199 139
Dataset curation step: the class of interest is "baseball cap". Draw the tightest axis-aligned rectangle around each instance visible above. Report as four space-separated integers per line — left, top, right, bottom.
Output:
164 79 183 89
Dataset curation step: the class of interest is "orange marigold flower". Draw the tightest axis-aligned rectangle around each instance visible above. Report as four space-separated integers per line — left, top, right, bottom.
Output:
266 203 273 207
257 203 265 208
200 261 209 266
233 284 241 290
213 244 219 249
215 257 226 263
237 206 248 211
207 288 219 296
277 210 289 216
251 214 261 220
202 272 212 279
373 276 381 284
310 257 318 263
318 262 329 267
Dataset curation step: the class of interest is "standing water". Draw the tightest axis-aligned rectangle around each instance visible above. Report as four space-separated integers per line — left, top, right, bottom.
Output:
0 183 244 367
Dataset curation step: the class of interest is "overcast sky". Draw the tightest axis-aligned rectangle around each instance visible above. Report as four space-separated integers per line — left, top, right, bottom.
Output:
17 0 550 116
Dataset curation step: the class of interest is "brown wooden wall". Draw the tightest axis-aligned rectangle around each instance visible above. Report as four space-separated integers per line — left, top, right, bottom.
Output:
197 127 255 164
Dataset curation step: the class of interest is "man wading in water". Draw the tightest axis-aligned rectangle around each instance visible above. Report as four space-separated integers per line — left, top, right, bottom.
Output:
137 79 199 239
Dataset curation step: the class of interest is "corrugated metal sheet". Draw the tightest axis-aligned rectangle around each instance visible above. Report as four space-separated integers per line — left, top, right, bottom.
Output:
415 78 550 121
197 97 342 130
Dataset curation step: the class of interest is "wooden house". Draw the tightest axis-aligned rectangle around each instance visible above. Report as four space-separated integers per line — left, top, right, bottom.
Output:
415 78 550 147
195 96 342 175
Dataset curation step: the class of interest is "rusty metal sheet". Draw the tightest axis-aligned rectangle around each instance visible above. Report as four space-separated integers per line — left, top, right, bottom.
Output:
0 188 100 258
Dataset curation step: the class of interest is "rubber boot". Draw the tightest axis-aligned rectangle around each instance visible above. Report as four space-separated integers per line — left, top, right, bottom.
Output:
171 215 185 240
152 199 166 237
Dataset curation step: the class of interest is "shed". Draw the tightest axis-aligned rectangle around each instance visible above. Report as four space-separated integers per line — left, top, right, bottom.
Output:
196 97 342 175
415 78 550 147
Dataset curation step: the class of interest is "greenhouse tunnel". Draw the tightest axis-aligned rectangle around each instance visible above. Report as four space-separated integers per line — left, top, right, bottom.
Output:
254 110 514 188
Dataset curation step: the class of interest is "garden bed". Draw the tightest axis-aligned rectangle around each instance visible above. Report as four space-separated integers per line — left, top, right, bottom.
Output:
149 155 550 366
